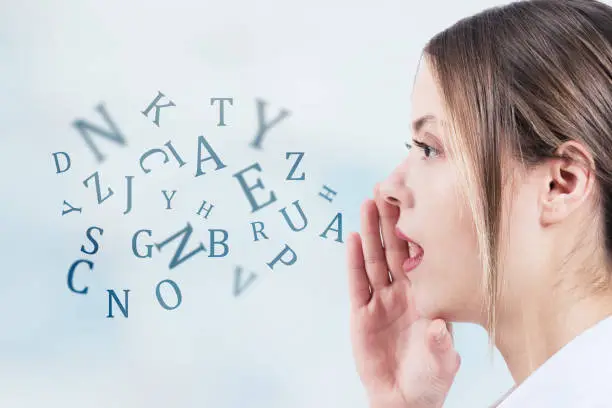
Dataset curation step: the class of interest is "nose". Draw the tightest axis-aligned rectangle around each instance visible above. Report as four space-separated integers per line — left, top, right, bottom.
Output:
379 161 413 208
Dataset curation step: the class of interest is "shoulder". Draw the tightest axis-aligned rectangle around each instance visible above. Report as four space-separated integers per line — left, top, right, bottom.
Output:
498 316 612 408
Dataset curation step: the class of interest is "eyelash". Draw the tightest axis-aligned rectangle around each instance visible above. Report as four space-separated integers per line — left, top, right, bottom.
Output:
405 139 440 159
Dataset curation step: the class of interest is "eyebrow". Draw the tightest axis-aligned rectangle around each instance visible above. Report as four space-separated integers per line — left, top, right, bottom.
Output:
411 114 438 134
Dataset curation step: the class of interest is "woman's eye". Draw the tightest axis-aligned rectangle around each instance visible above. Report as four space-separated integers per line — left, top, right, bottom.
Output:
407 140 439 159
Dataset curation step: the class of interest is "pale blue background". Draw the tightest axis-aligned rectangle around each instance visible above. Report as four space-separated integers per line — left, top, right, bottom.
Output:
1 0 586 406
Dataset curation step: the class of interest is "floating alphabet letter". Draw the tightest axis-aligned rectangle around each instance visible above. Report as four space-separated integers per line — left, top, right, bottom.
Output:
52 152 71 174
73 103 126 163
141 91 176 127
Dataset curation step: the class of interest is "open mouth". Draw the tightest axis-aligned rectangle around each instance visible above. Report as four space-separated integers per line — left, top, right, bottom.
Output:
395 226 424 273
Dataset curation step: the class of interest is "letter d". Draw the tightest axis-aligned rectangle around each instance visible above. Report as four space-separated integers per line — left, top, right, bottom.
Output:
52 152 71 174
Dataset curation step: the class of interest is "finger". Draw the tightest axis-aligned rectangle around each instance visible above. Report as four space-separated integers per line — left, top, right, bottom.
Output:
427 319 452 353
373 183 409 280
427 319 461 375
346 232 372 308
360 199 391 289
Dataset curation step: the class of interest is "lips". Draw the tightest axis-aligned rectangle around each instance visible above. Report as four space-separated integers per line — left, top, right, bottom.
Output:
395 226 424 273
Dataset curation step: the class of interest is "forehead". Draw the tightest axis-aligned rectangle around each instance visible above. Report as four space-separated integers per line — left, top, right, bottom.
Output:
411 58 446 131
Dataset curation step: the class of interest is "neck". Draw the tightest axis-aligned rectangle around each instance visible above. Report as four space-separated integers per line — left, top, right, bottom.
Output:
494 282 612 385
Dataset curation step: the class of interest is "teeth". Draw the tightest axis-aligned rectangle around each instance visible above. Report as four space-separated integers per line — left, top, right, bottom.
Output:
408 241 417 257
408 241 419 258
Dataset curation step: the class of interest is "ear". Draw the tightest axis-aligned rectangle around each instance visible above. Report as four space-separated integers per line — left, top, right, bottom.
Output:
540 141 596 225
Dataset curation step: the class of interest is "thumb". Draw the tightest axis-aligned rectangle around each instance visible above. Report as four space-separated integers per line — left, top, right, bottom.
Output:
427 319 461 376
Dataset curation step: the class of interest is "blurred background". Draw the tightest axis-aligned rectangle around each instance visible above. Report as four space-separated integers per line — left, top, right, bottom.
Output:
0 0 541 406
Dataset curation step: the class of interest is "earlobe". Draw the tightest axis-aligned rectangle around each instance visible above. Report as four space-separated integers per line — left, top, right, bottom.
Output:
541 197 567 225
541 196 565 226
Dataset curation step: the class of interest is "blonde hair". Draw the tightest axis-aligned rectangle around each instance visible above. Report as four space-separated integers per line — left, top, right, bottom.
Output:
422 0 612 346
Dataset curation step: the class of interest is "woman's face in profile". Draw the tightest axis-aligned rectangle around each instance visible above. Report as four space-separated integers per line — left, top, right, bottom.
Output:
379 59 488 323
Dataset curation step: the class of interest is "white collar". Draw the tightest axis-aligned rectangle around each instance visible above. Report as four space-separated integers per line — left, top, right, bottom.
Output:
496 315 612 408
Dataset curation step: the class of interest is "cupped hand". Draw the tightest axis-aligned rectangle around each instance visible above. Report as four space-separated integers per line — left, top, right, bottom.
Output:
347 184 461 408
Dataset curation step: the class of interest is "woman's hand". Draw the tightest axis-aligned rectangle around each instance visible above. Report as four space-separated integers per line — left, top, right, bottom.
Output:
347 185 461 408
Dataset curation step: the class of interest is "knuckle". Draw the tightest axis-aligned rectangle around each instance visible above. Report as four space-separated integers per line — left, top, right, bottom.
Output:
364 254 383 265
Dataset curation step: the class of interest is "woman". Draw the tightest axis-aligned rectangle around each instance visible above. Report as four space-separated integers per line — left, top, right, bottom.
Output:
346 0 612 407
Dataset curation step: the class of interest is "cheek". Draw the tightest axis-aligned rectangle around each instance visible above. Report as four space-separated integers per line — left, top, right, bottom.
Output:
425 199 480 280
418 176 482 293
423 166 477 253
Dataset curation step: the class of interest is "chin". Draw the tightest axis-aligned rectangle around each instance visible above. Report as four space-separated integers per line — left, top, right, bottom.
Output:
411 285 458 321
412 288 443 318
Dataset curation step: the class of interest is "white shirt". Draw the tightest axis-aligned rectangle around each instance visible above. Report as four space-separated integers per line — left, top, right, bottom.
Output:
492 315 612 407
